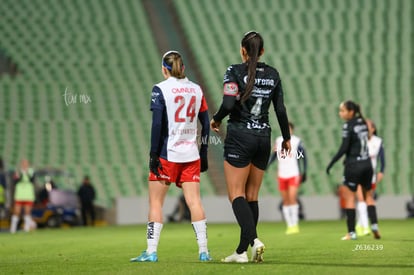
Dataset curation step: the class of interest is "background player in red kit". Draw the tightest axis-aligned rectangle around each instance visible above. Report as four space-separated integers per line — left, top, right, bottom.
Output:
130 51 211 262
268 122 307 235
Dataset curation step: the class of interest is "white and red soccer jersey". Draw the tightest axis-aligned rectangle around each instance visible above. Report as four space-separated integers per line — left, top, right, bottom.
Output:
274 135 303 178
368 135 383 182
155 77 207 163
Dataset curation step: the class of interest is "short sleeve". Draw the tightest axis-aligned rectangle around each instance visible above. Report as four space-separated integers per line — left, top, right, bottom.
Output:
199 96 208 112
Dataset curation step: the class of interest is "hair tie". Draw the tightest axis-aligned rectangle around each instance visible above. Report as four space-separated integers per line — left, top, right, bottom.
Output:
162 60 172 71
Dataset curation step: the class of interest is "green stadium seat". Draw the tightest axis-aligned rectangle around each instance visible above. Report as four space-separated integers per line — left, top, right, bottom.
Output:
0 0 410 205
172 0 412 196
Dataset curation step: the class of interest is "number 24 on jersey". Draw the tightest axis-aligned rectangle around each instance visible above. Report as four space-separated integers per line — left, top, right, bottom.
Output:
174 95 196 122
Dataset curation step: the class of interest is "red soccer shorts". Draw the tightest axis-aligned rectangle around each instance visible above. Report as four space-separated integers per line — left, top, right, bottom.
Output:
14 201 34 207
278 176 300 191
148 158 200 187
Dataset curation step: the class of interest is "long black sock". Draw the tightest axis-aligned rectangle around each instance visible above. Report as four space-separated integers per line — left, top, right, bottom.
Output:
345 208 356 233
248 201 259 226
367 205 378 225
232 197 257 254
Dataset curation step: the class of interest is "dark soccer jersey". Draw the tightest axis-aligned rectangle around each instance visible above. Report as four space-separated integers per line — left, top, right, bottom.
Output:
341 117 370 162
328 117 370 169
223 62 284 134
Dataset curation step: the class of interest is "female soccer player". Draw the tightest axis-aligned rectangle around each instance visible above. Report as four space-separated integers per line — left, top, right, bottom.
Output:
268 122 307 235
130 51 211 262
326 100 373 240
10 159 36 233
211 31 291 263
355 119 384 239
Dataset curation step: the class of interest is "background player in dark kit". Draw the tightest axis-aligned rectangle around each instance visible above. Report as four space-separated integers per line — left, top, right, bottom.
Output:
326 100 373 240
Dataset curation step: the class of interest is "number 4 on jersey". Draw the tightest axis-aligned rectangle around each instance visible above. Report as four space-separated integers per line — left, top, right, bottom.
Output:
175 95 196 122
250 97 263 116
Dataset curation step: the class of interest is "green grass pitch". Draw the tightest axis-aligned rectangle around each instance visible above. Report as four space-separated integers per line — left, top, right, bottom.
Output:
0 219 413 274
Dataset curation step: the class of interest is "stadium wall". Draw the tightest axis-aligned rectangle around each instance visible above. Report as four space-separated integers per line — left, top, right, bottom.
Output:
115 195 411 225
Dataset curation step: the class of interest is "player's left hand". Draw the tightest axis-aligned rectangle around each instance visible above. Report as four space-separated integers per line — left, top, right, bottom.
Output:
281 139 291 152
149 152 162 176
376 172 384 183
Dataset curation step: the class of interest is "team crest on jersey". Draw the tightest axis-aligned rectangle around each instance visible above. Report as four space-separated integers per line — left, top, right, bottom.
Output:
223 82 239 96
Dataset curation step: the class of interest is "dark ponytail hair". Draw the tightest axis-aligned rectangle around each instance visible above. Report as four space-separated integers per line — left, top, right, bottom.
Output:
162 50 185 79
240 31 264 103
366 119 378 135
371 121 377 135
342 100 365 121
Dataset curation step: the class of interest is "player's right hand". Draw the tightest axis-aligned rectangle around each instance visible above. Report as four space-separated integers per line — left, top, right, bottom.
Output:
210 119 221 133
149 152 162 176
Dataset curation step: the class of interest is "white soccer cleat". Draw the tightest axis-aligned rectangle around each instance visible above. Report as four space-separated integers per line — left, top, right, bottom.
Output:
221 251 248 263
251 238 265 263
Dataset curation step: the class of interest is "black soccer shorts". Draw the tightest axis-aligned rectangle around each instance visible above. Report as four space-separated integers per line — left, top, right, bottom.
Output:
223 124 271 170
343 159 373 192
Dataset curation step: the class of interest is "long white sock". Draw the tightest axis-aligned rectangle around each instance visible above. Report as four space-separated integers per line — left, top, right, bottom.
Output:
10 215 19 233
192 219 208 254
282 206 292 227
357 201 369 229
24 215 32 232
146 222 163 254
291 204 299 226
